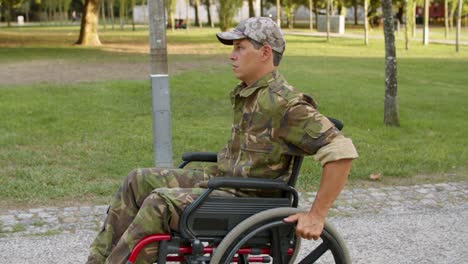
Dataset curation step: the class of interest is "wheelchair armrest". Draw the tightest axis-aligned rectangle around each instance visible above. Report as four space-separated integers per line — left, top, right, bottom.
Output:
207 177 292 192
182 152 217 162
208 177 299 209
178 152 217 168
327 116 344 131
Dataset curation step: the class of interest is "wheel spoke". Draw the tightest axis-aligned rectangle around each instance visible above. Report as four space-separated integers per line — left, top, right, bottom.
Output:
210 208 350 264
297 241 329 264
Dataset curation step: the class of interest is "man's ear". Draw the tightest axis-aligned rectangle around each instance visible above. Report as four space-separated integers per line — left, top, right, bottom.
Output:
261 45 273 62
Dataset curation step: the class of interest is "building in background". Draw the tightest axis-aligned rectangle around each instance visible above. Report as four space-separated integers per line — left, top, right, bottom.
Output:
133 0 261 25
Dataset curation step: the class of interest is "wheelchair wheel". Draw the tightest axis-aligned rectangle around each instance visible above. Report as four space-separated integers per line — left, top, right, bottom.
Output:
210 208 350 264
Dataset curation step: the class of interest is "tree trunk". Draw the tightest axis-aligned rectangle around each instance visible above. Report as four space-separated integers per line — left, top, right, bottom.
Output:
423 0 429 45
206 0 214 28
326 0 330 41
382 0 400 126
130 0 135 31
186 0 190 30
261 0 264 16
5 0 12 27
314 0 318 29
285 6 295 29
456 0 463 52
412 3 416 37
449 0 457 30
405 0 413 50
76 0 102 46
168 0 175 32
101 0 107 30
309 0 313 30
353 0 358 25
47 4 51 22
364 0 369 45
276 0 281 26
194 0 201 28
58 2 64 23
444 0 449 38
109 0 115 29
248 0 255 17
119 0 125 30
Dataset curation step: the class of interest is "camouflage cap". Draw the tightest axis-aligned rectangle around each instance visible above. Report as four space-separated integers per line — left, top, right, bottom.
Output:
216 17 285 54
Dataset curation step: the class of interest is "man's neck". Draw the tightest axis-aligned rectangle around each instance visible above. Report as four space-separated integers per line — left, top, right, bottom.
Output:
244 66 277 87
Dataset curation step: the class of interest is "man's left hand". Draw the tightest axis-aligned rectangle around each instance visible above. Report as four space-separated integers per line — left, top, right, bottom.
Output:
283 212 324 240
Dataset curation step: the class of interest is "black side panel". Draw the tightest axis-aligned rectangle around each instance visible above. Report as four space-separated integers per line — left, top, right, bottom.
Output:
186 197 291 237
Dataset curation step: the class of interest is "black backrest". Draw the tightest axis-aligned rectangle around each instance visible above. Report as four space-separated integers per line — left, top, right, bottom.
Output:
286 155 304 188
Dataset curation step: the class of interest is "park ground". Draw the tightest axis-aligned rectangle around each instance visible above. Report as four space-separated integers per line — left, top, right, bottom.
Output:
0 24 467 209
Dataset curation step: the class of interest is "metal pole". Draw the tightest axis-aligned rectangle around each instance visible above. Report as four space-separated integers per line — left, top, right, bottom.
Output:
148 0 173 168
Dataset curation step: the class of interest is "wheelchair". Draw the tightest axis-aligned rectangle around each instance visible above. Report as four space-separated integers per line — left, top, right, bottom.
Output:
127 118 351 264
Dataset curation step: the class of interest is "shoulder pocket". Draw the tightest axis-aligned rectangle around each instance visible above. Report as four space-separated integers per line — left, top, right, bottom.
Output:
304 116 334 139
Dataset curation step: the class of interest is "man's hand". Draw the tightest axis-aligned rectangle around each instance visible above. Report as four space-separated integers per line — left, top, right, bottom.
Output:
284 159 353 240
283 212 325 240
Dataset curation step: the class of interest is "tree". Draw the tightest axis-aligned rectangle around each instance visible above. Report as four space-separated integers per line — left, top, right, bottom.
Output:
382 0 400 126
326 0 331 41
167 0 176 32
202 0 214 28
445 0 449 38
405 0 414 49
217 0 243 31
19 0 31 22
276 0 281 25
248 0 255 17
192 0 201 27
119 0 125 29
411 0 421 37
455 0 463 52
352 0 358 25
449 0 457 30
364 0 369 45
100 0 106 30
423 0 429 45
186 0 190 29
283 0 299 28
309 0 313 29
76 0 102 45
2 0 21 27
130 0 135 30
108 0 115 29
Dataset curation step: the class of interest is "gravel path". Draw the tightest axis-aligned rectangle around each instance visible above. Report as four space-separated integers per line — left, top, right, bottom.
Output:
0 181 467 263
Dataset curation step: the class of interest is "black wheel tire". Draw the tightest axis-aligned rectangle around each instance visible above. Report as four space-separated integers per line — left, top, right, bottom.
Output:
210 207 350 264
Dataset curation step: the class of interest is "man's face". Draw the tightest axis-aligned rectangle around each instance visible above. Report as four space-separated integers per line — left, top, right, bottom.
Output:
230 39 264 85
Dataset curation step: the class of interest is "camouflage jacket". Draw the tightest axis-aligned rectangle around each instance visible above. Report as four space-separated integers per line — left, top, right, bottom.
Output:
216 70 357 181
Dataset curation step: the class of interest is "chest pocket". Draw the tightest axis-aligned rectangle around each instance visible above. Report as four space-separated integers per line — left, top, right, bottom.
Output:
242 139 273 153
241 134 274 163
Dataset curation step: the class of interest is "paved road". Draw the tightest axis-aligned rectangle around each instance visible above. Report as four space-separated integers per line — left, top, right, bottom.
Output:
1 182 467 263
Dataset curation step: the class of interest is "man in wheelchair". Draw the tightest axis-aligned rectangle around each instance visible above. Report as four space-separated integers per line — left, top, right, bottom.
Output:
86 17 358 264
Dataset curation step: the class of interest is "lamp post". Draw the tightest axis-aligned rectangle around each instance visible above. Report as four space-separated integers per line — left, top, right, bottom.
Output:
148 0 173 168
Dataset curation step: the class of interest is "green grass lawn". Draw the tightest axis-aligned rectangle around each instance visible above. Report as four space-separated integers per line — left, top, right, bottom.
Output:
0 26 467 206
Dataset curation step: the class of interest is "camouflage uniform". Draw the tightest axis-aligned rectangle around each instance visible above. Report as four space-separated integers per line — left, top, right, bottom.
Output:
87 17 358 264
86 167 232 264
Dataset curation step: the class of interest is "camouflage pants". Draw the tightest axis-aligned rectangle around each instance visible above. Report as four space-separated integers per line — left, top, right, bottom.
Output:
86 167 231 264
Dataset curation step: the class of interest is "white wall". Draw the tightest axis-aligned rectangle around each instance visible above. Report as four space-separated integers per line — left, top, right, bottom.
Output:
133 0 261 25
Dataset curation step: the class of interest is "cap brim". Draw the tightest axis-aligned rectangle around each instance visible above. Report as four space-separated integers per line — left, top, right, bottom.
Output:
216 31 246 45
